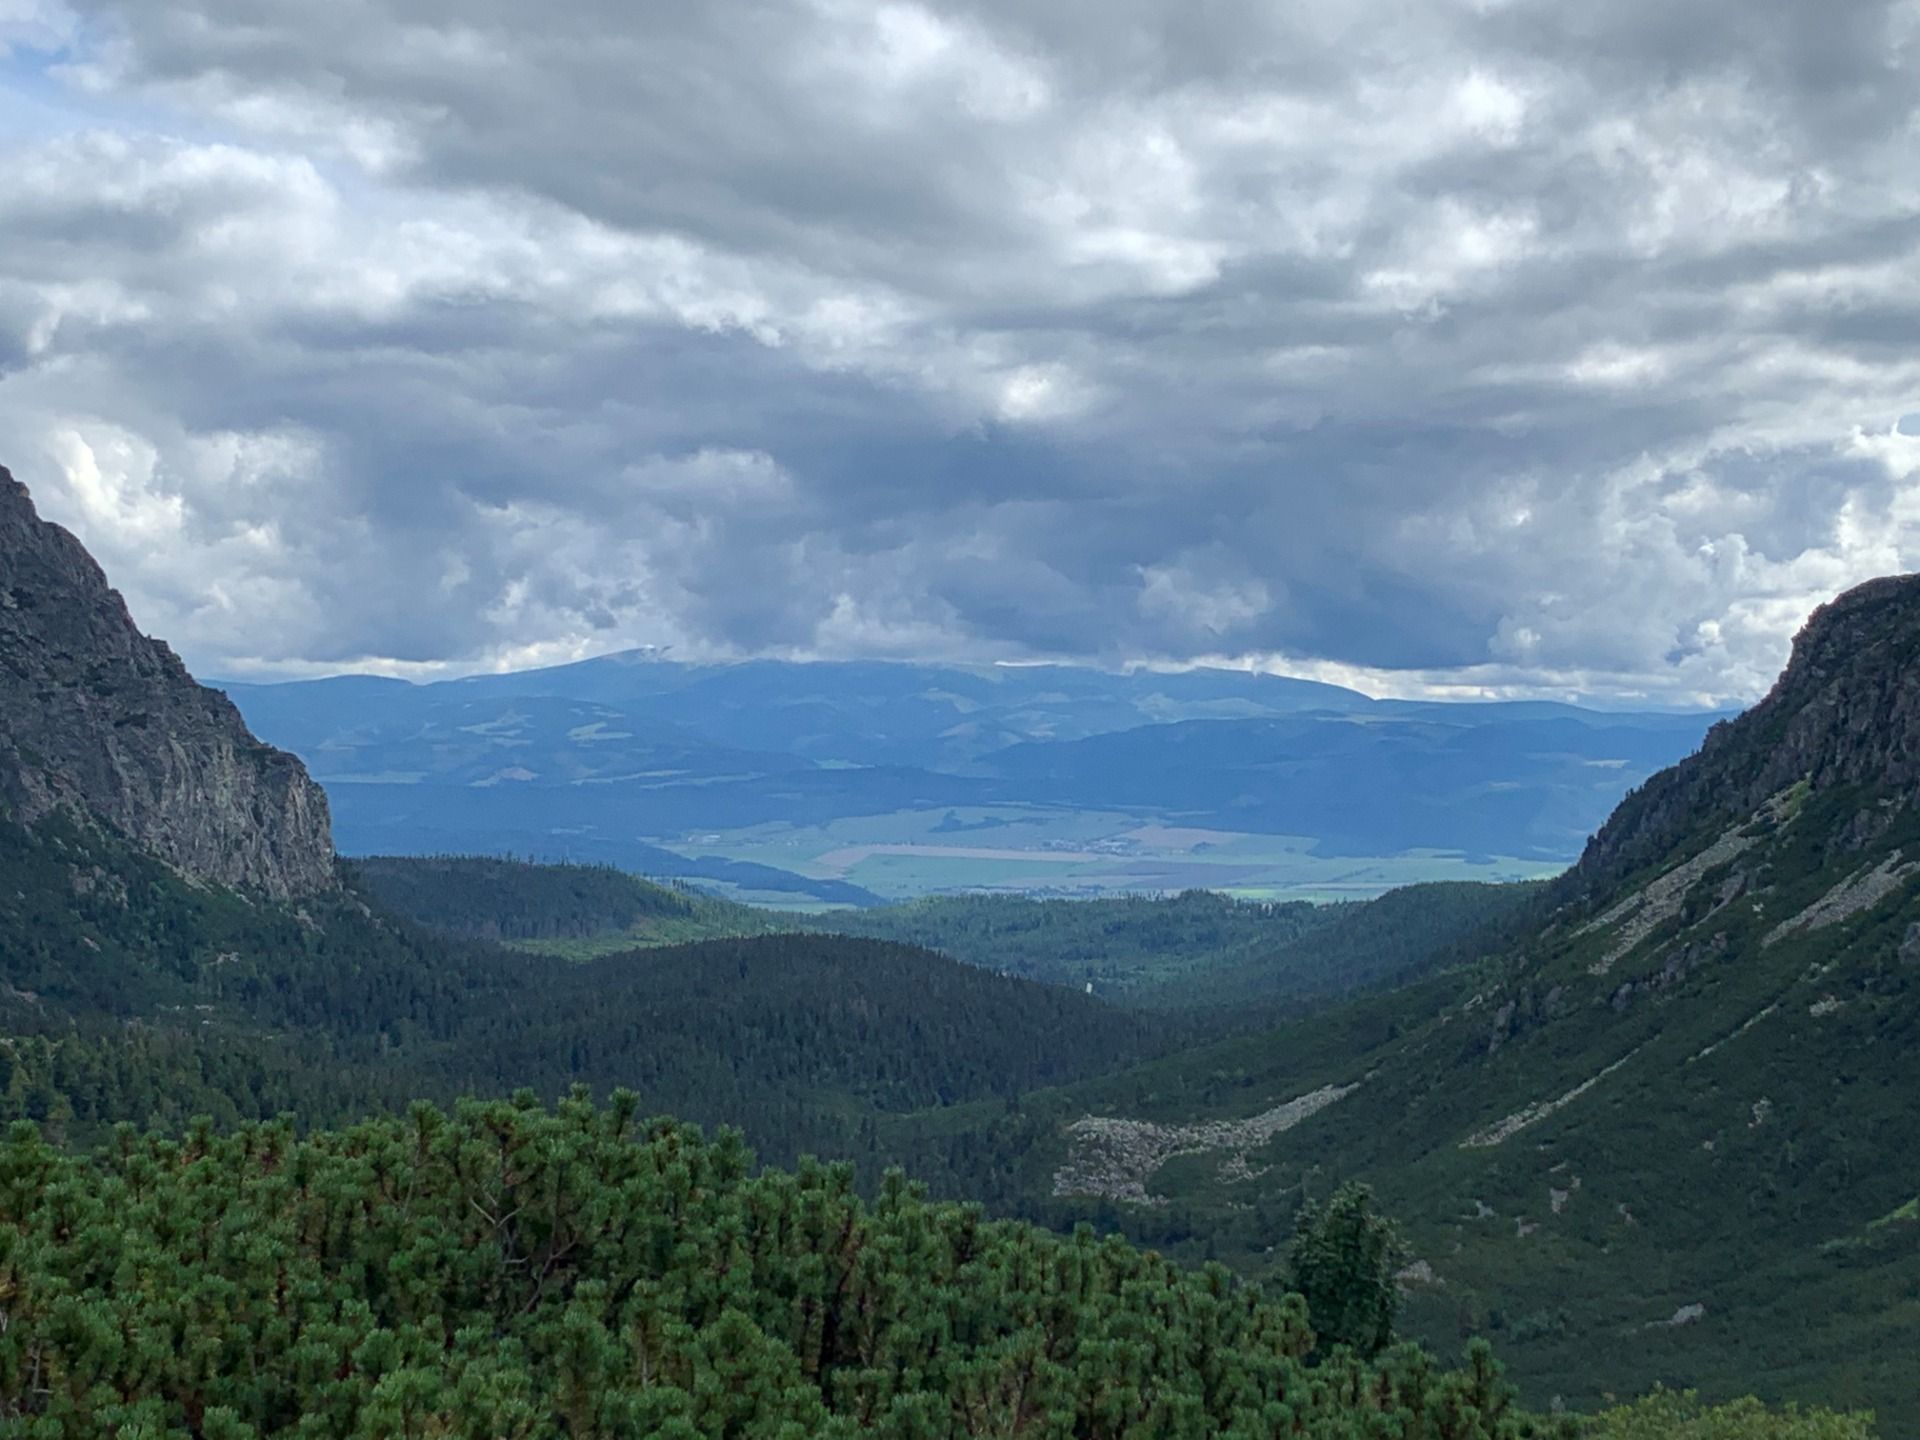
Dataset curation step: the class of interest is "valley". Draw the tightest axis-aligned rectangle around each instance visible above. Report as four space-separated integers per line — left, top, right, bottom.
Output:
8 0 1912 1431
1 463 1909 1435
663 805 1563 909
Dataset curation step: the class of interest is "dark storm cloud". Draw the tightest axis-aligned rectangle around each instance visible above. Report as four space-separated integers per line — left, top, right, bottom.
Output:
2 0 1918 698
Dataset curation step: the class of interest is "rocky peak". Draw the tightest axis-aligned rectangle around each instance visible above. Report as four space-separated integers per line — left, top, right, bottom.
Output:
1565 572 1920 905
0 464 334 897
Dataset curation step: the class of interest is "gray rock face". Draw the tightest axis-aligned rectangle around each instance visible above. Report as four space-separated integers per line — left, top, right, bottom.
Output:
0 464 334 897
1565 572 1920 906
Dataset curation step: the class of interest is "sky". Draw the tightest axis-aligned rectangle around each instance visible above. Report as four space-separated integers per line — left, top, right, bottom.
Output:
2 0 1919 704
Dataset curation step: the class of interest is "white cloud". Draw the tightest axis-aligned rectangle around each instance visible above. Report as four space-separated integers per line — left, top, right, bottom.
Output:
0 0 1914 701
0 0 73 55
1137 553 1272 640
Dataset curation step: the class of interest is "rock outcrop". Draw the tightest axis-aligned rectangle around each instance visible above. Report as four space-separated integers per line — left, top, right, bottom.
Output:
0 464 334 897
1564 573 1920 906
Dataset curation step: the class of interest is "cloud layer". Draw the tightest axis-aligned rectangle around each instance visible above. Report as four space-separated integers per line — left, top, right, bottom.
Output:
3 0 1919 701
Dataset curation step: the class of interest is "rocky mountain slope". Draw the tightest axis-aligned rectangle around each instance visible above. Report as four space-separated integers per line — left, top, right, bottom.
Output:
1565 573 1920 905
1008 574 1920 1425
0 464 333 897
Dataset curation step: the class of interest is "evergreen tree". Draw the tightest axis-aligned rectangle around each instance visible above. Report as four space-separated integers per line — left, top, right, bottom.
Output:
1287 1181 1409 1359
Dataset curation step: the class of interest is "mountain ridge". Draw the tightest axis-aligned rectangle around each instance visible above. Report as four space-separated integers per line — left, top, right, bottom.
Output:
1565 572 1920 907
0 465 334 897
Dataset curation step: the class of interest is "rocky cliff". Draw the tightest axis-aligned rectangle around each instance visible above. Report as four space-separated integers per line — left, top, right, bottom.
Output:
1563 572 1920 906
0 464 334 897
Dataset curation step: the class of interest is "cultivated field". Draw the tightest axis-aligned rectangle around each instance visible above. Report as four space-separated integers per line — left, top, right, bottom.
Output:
661 804 1564 907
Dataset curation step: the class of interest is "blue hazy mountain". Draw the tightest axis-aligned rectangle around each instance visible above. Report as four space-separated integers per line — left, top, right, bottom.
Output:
432 653 1374 767
972 710 1717 858
220 654 1719 897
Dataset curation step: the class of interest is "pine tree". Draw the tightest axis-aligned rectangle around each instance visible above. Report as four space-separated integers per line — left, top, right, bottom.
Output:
1287 1181 1409 1359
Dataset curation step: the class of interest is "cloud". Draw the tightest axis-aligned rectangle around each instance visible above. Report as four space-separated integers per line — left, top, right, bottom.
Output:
0 0 1915 702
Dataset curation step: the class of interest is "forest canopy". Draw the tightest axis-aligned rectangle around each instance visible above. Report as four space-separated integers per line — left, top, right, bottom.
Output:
4 1095 1577 1440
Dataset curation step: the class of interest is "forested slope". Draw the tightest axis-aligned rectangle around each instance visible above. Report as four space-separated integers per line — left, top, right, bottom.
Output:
809 881 1541 1017
808 890 1330 996
410 933 1170 1161
0 810 1170 1169
347 854 785 954
350 863 1540 1020
1129 881 1548 1014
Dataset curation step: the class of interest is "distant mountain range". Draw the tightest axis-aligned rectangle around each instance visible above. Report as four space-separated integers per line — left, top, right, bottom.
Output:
219 653 1722 902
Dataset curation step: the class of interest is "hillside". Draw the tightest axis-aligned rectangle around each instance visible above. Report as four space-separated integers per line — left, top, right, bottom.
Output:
345 862 1539 1018
976 576 1920 1426
1127 880 1548 1014
347 854 787 954
812 883 1540 1016
421 934 1168 1151
347 861 1539 1019
808 890 1329 996
348 865 1332 985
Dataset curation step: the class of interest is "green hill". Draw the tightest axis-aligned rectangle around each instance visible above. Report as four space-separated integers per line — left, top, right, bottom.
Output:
806 889 1330 996
352 862 1540 1021
408 931 1171 1161
805 882 1540 1018
1128 880 1548 1015
347 854 787 956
